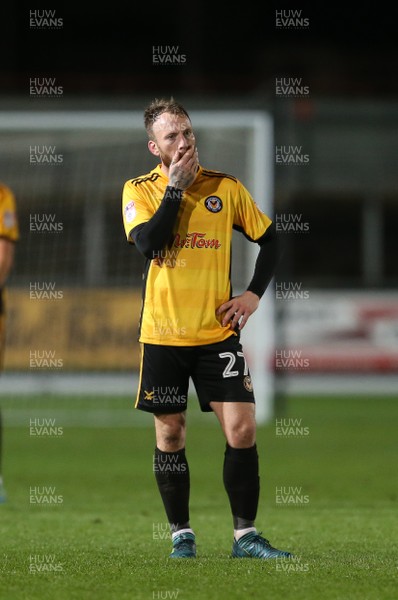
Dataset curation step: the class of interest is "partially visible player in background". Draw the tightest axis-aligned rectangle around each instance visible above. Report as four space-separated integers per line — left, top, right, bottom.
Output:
0 182 19 503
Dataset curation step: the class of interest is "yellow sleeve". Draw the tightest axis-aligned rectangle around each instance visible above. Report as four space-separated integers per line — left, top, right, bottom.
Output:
233 181 272 241
0 184 19 242
121 180 156 243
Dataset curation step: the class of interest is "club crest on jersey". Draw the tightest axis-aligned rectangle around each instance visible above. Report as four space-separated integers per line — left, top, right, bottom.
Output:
243 375 253 392
205 196 223 213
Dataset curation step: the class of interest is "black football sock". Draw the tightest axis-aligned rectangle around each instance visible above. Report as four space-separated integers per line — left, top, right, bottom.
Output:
223 443 260 530
153 447 190 533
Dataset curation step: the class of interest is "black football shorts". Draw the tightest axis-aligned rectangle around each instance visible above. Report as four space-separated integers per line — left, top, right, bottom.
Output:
135 334 255 413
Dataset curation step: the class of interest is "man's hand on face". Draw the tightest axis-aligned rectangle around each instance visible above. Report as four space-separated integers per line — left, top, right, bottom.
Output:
168 146 199 191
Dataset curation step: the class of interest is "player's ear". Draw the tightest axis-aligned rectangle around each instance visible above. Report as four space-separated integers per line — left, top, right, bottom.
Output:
148 140 160 157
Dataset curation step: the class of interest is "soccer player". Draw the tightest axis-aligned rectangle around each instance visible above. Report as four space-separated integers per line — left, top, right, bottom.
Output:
122 98 292 559
0 182 19 503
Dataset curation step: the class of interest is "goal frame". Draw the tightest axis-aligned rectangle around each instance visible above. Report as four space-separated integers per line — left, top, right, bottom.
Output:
0 110 274 423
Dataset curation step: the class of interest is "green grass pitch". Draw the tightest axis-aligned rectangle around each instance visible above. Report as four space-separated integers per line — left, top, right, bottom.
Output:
0 393 397 599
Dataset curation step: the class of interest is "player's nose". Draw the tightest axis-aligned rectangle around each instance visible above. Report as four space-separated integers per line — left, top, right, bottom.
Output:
177 133 188 149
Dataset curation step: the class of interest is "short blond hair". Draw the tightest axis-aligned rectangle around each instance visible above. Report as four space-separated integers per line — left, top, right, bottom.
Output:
144 97 191 139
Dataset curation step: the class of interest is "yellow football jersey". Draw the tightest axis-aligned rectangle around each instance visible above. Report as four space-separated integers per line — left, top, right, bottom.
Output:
0 183 19 242
122 164 272 346
0 183 19 325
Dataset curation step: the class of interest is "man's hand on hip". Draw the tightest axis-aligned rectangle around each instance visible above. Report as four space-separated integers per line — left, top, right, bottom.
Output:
217 291 260 331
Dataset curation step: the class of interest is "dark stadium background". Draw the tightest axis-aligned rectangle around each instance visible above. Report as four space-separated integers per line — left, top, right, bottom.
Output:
1 4 398 98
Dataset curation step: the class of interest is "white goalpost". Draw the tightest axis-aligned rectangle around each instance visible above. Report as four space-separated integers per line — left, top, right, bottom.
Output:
0 110 274 424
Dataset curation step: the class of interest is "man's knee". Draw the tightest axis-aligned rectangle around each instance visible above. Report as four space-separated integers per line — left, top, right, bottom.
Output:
211 403 256 449
225 417 256 448
155 412 186 451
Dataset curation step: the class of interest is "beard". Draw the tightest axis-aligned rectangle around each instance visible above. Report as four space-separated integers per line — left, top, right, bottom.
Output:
157 148 172 168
